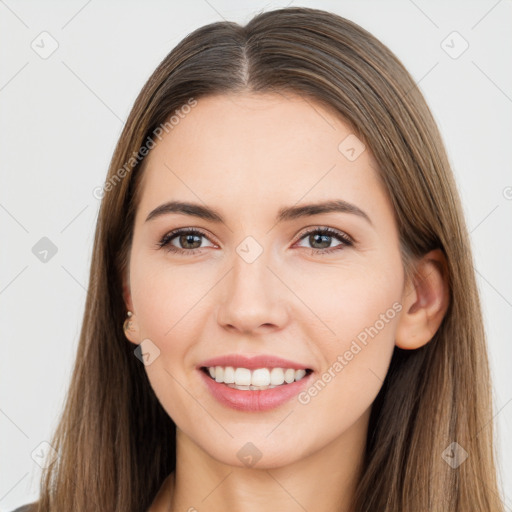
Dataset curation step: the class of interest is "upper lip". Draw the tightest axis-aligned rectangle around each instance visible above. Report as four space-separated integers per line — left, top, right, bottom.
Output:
198 354 312 371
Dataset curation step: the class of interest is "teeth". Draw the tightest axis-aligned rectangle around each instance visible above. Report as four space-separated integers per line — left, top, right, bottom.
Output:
294 369 306 381
234 367 252 386
251 368 270 386
226 384 276 390
270 368 285 385
223 366 235 384
205 366 309 389
284 368 295 383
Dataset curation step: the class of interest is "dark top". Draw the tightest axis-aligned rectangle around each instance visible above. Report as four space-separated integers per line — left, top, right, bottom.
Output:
11 505 32 512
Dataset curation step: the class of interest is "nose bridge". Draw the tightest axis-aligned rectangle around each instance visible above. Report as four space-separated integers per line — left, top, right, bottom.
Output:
231 235 274 305
216 235 288 332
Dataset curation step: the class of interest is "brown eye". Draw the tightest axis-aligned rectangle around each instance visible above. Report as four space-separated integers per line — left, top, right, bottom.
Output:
177 233 202 249
295 227 353 254
158 228 214 254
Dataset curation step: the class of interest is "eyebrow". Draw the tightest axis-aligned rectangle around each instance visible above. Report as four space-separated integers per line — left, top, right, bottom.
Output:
145 199 372 225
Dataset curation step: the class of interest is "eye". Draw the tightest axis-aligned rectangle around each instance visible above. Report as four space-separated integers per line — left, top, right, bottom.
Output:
157 226 353 256
157 228 215 255
294 227 353 254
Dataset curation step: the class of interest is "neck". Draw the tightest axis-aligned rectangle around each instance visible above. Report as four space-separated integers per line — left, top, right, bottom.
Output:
156 410 369 512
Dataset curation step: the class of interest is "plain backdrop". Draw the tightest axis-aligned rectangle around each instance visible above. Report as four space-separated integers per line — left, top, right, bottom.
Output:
1 0 511 510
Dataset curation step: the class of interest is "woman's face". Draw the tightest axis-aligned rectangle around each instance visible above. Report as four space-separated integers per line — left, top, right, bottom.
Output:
125 92 405 468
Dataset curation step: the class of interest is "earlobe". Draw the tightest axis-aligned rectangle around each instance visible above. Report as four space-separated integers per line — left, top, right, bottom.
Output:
395 249 450 350
123 310 140 345
122 273 139 345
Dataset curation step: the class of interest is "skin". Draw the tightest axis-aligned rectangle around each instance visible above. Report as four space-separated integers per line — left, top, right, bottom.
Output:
123 92 449 512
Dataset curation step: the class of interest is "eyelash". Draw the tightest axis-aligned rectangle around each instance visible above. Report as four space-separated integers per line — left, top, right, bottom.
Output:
157 227 353 256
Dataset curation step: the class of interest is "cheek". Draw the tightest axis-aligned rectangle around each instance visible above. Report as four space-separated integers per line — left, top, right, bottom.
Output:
293 257 402 426
300 253 403 350
129 254 208 406
130 250 212 343
334 272 401 352
129 256 211 421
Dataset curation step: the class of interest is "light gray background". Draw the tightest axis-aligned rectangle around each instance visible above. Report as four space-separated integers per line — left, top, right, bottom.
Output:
1 0 511 510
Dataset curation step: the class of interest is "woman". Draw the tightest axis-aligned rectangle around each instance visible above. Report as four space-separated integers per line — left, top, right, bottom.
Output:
14 6 504 511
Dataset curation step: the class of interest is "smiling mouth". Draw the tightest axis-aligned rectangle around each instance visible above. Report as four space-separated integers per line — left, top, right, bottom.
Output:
201 366 313 390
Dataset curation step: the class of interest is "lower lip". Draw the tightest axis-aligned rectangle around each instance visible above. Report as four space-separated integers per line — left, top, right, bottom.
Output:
199 369 312 412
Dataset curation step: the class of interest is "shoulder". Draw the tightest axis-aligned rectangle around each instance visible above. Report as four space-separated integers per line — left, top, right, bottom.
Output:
11 505 34 512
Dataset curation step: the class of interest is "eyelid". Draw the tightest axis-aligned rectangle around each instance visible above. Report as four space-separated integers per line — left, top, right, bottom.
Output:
157 225 354 254
157 227 218 251
294 225 354 244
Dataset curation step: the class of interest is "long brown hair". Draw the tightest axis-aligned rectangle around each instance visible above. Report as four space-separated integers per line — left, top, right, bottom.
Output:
32 7 503 511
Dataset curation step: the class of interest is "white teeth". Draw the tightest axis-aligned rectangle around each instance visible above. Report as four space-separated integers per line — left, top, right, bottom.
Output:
251 368 270 387
295 369 306 381
226 383 279 390
223 366 235 384
234 367 252 386
270 368 285 385
205 366 309 389
284 368 295 383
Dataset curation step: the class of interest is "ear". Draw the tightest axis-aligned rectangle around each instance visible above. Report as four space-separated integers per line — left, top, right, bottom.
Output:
395 249 450 350
122 270 140 345
122 270 134 312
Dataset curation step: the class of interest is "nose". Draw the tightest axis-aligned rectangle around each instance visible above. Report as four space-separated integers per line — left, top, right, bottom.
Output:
216 246 290 335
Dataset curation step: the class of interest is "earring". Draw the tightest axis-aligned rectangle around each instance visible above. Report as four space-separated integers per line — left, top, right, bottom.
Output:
123 311 133 332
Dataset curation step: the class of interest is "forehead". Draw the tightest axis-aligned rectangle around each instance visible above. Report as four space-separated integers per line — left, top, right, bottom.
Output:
135 92 384 223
